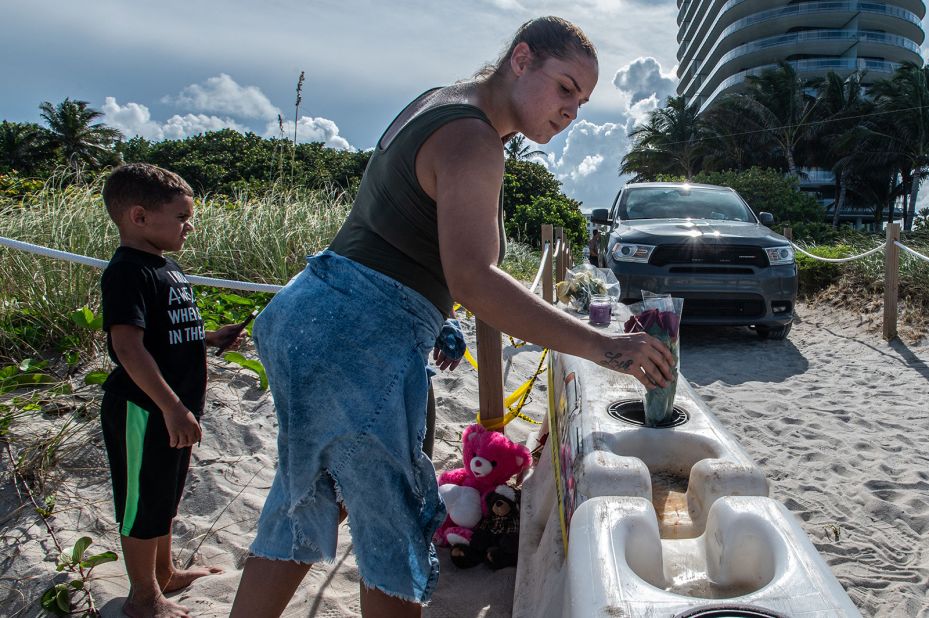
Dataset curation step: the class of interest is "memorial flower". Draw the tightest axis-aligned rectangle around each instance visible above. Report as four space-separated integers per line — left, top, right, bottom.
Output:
623 296 683 426
555 265 619 313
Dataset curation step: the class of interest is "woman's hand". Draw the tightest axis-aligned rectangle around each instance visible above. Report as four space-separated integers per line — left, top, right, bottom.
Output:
594 332 676 389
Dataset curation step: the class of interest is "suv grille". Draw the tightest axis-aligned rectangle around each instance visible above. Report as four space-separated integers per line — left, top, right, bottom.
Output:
650 244 767 268
684 297 766 319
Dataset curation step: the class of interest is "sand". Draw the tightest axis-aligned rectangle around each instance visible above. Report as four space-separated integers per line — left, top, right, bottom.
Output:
1 301 927 617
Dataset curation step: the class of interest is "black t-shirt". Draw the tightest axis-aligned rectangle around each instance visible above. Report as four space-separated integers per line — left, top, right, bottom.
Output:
101 246 206 415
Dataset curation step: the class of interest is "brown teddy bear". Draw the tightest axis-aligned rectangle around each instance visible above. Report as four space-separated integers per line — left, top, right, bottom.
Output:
450 484 520 570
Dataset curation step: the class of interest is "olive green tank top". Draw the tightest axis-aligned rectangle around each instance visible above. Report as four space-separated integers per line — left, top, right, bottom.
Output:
328 92 506 315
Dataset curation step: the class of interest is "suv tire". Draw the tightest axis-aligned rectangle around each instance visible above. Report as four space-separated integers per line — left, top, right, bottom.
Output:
755 323 791 340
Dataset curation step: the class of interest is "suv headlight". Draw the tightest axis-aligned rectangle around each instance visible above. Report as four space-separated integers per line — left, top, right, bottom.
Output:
611 243 655 263
765 245 794 265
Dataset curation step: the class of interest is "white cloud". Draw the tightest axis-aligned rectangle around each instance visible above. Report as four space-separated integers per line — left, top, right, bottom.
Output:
577 154 604 177
104 75 354 148
101 97 165 140
548 119 637 209
163 73 280 120
102 96 246 140
612 57 678 107
160 113 247 140
269 116 353 151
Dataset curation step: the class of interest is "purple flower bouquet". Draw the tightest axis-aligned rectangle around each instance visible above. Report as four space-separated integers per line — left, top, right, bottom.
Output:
623 292 683 426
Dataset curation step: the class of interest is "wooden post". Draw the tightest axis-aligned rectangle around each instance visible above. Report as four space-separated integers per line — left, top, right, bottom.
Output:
883 223 900 341
555 227 566 282
783 227 793 241
542 224 554 304
475 318 505 431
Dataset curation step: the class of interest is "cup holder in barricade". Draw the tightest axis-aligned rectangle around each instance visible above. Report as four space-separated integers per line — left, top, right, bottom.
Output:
607 399 690 428
673 604 787 618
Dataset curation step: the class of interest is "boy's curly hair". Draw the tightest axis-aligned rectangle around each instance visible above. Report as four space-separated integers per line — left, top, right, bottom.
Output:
103 163 193 222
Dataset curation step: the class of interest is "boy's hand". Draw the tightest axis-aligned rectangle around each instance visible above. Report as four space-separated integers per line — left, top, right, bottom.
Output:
164 402 202 448
209 323 247 352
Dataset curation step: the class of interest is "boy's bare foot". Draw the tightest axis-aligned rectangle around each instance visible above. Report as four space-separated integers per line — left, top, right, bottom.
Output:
159 565 224 593
123 592 191 617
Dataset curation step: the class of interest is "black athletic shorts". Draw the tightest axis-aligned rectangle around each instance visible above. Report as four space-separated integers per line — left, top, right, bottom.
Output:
100 391 192 539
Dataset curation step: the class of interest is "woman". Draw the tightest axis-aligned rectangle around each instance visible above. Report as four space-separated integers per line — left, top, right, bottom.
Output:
231 16 674 617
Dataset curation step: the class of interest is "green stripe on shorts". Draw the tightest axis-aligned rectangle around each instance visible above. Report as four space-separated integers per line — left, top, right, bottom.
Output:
121 401 149 536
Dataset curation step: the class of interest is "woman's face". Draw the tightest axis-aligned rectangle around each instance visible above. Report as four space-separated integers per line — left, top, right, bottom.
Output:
513 50 598 144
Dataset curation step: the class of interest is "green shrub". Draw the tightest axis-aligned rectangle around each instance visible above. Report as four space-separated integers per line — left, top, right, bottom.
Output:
692 167 824 228
0 170 45 201
795 244 853 294
506 195 588 250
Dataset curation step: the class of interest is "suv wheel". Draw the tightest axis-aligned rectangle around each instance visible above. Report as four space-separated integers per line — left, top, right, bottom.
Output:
755 323 792 340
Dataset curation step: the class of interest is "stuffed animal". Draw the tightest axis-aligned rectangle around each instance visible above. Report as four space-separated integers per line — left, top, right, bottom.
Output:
450 485 521 570
434 424 530 547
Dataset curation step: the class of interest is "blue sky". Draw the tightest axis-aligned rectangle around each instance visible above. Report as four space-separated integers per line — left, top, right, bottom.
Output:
4 0 927 211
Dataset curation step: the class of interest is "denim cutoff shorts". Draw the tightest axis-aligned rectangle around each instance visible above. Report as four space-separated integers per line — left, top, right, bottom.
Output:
249 250 446 603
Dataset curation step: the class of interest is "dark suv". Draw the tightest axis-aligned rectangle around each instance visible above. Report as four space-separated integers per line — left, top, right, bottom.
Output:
591 182 797 339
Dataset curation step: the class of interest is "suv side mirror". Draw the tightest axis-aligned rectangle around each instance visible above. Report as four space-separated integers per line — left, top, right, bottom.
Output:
591 208 611 225
758 212 774 226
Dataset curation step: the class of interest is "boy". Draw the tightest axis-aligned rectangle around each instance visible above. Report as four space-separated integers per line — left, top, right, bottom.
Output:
100 163 242 618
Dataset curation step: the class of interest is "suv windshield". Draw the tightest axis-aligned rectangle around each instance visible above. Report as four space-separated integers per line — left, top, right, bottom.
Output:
619 187 755 222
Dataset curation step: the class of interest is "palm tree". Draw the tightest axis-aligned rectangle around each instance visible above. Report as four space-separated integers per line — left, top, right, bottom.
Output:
847 163 900 226
867 63 929 230
808 71 872 227
505 134 546 161
716 62 819 177
700 97 779 172
0 121 50 175
620 95 704 181
39 98 122 172
914 207 929 230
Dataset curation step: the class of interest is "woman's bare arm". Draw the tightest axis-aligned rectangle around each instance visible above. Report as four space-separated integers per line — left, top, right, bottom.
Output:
420 119 674 387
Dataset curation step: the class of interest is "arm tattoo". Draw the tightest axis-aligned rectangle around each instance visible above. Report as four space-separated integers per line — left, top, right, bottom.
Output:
600 351 633 371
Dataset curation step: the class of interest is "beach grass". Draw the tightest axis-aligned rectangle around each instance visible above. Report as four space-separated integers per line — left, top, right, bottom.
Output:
794 231 929 334
2 177 927 362
0 178 545 362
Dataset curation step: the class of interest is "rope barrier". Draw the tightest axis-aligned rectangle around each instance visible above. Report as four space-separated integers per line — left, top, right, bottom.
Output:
895 240 929 263
0 235 284 293
529 241 551 295
1 235 108 269
789 240 886 263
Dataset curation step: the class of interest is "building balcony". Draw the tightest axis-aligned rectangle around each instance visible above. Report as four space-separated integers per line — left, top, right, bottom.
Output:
679 0 770 51
683 29 922 101
798 168 836 187
678 1 923 85
677 0 924 55
697 58 901 112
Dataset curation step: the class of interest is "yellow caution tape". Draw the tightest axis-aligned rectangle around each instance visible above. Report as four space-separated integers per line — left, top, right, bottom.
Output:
448 301 542 429
464 348 479 371
477 349 548 430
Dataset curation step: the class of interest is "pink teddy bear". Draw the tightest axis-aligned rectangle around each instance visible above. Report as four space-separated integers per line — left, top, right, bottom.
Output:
434 423 531 547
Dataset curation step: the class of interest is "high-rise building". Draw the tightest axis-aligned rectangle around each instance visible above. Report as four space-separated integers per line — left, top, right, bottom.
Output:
677 0 926 112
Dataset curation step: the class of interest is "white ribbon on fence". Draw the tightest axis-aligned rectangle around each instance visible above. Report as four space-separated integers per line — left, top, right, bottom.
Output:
0 236 285 294
789 241 886 263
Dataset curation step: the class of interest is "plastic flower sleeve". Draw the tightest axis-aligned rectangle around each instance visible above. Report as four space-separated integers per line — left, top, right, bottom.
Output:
554 264 620 313
623 291 683 426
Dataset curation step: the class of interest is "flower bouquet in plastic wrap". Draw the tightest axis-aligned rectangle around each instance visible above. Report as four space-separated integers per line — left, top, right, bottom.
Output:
555 264 620 313
623 291 683 426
